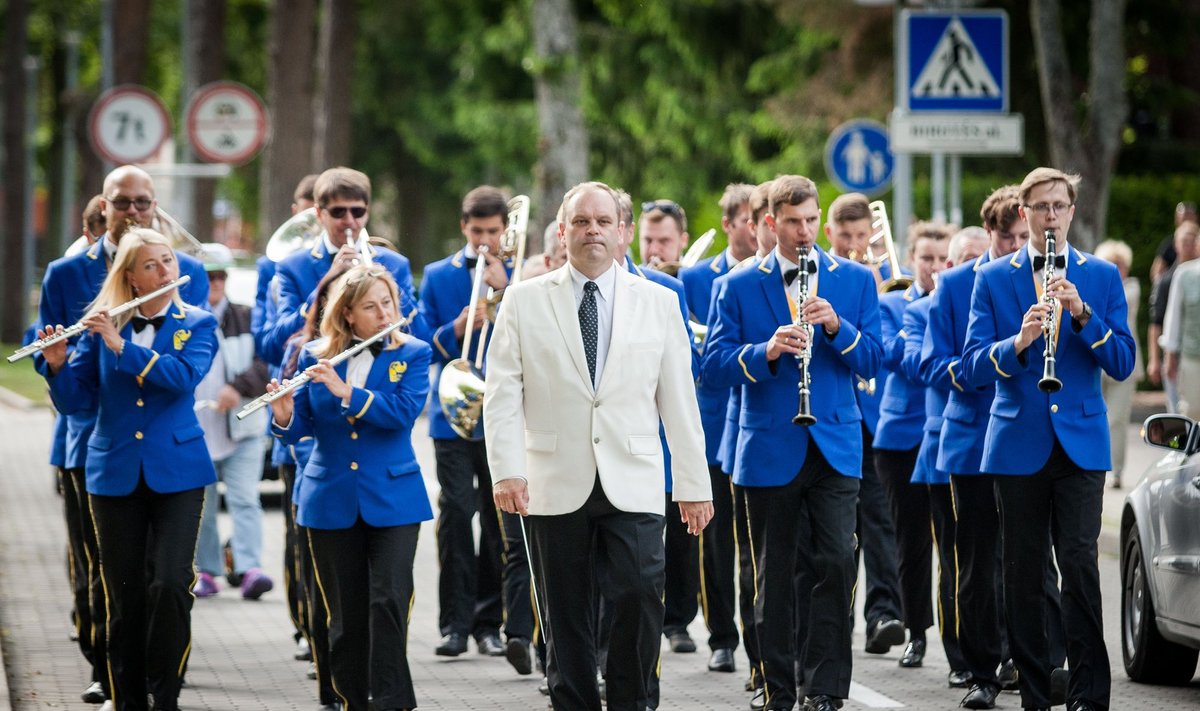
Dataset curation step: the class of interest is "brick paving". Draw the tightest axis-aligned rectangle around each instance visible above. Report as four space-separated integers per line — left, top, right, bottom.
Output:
2 400 1198 710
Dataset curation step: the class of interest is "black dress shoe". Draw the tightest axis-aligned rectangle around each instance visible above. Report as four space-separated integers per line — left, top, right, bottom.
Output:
1067 702 1097 711
864 618 905 653
1049 667 1068 706
476 631 504 656
317 703 342 711
749 687 765 711
82 681 107 703
708 648 736 672
667 630 697 653
898 639 925 668
948 669 974 688
802 695 842 711
505 637 532 675
960 682 999 709
436 632 467 656
998 659 1019 690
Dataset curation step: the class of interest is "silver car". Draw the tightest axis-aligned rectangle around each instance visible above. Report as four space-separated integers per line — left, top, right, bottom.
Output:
1121 413 1200 683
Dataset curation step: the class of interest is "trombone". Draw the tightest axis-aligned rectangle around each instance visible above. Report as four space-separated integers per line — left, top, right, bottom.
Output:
236 318 408 420
866 201 914 293
153 207 207 258
8 275 193 363
437 195 530 440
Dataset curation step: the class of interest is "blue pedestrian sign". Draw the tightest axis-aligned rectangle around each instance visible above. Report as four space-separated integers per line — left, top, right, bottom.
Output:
903 10 1008 113
824 120 893 197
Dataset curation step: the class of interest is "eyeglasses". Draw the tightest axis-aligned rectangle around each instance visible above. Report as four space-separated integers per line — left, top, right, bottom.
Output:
324 205 367 219
109 197 153 211
1025 202 1073 215
641 200 684 218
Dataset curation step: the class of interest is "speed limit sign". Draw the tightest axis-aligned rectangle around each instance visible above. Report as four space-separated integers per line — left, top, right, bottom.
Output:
186 81 270 165
88 85 172 164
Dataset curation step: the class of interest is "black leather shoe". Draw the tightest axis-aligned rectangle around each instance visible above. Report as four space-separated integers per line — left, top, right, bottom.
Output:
960 682 999 709
749 687 765 711
667 630 697 653
864 618 905 653
898 639 925 667
82 681 107 703
998 659 1019 690
802 695 842 711
436 632 467 656
317 704 342 711
1068 702 1097 711
1049 667 1068 706
476 632 504 656
505 637 532 675
948 669 974 688
708 648 736 672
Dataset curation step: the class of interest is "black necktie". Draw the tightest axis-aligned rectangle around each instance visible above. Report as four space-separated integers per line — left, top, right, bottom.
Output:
1032 255 1066 272
579 281 599 384
352 338 386 357
783 260 817 286
132 315 165 333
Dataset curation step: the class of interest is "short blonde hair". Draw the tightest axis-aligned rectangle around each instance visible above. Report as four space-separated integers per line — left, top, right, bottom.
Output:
1094 239 1133 269
1019 167 1081 206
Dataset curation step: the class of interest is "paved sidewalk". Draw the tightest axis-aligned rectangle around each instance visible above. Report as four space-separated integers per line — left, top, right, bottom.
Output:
2 397 1196 710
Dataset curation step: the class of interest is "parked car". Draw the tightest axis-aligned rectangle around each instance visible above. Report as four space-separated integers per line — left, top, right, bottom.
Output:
1120 413 1200 684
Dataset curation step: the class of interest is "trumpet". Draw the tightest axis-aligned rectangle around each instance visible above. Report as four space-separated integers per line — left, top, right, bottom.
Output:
792 246 817 426
867 201 915 293
1038 229 1063 393
236 318 407 421
8 276 192 363
437 195 530 440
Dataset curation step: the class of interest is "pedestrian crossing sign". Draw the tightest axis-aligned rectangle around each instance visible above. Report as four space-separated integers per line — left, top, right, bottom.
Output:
903 10 1008 113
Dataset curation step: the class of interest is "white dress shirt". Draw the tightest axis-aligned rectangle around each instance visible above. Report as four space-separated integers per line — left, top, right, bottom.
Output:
567 261 617 386
1027 241 1071 282
130 303 171 349
340 344 376 407
775 247 820 308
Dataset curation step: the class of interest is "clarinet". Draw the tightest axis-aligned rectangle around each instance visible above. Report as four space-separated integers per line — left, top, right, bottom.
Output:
793 247 817 426
1038 229 1063 393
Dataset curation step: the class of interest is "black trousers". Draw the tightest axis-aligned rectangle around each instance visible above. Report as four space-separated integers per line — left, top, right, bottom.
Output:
663 492 699 637
279 465 305 644
528 477 665 711
61 466 108 690
875 446 933 634
854 425 903 629
928 484 967 671
733 481 762 688
309 520 420 711
299 523 336 705
995 441 1110 710
745 443 858 708
495 508 534 641
433 438 503 638
89 479 203 711
700 466 739 651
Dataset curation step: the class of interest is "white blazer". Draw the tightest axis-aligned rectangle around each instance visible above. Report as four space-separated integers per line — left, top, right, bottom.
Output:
484 263 711 516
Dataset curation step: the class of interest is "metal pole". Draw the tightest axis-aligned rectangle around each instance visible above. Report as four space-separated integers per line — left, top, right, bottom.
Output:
100 0 114 173
176 0 196 233
949 154 963 226
931 152 946 223
23 56 40 327
59 31 81 254
892 1 912 254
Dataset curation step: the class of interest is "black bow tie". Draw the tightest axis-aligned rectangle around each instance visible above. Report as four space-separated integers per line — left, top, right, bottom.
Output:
132 315 165 333
1032 255 1066 272
352 338 385 357
464 256 479 269
783 261 818 286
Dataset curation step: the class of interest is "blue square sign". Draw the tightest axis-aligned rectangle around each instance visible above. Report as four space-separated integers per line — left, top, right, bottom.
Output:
904 10 1008 113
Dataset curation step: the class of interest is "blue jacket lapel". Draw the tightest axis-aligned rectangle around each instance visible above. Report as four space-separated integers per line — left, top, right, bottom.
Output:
1008 246 1039 309
757 253 793 326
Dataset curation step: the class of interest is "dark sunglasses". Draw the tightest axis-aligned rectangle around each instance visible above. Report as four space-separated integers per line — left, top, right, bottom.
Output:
324 205 367 219
109 197 153 211
641 200 683 218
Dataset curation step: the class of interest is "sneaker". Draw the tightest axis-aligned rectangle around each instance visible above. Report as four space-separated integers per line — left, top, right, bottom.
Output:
240 567 274 600
192 572 218 598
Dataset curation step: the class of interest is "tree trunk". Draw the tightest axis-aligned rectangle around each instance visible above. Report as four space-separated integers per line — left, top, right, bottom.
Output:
259 0 317 244
530 0 588 244
311 0 354 170
1 0 30 342
188 0 227 244
1030 0 1128 250
113 0 152 84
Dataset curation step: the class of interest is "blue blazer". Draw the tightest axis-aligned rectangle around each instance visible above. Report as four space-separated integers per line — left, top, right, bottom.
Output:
272 339 315 485
705 267 745 474
961 245 1136 474
903 297 948 485
703 248 882 485
920 254 994 476
873 286 928 451
252 255 282 365
682 251 734 465
273 338 434 529
38 240 209 470
39 302 218 496
265 240 428 359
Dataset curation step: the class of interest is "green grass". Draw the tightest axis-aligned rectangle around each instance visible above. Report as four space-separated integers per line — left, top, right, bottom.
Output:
0 344 52 406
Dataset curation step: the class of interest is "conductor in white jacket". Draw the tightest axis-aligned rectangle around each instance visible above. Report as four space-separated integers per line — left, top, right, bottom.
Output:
486 181 713 711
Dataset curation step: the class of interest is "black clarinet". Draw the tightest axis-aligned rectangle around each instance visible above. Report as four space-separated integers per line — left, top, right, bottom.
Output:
1038 229 1063 393
793 247 817 426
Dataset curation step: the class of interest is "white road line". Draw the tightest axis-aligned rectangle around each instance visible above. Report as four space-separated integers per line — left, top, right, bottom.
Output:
849 680 905 708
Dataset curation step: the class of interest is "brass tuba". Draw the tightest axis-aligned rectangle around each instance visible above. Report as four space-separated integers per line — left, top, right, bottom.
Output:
437 195 530 440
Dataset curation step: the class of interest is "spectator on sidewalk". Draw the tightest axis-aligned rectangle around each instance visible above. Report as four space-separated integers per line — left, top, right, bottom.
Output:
1148 221 1199 412
1095 239 1142 488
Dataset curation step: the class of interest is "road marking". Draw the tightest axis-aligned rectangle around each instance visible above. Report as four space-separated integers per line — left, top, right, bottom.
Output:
849 680 905 708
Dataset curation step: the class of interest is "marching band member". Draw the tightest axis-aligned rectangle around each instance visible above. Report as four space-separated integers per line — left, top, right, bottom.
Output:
36 228 218 711
270 266 433 711
961 168 1135 711
703 175 882 711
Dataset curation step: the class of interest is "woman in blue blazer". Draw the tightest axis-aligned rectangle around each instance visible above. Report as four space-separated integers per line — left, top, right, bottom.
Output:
270 265 432 711
36 228 217 711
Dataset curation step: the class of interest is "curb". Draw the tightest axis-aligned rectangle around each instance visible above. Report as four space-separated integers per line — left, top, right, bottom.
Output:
0 385 37 411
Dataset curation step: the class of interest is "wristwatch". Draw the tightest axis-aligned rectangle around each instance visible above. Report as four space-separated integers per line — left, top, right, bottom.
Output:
1079 302 1093 323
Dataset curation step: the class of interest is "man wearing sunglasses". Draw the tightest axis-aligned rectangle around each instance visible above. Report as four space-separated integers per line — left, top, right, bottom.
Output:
640 200 690 272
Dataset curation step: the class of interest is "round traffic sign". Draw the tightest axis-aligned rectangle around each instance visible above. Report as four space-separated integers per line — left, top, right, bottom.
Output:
88 85 172 164
823 119 894 197
185 81 270 165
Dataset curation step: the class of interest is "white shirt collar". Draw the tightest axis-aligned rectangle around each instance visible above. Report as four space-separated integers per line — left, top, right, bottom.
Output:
1027 241 1070 274
568 260 618 303
103 236 119 263
464 243 479 260
323 232 340 256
